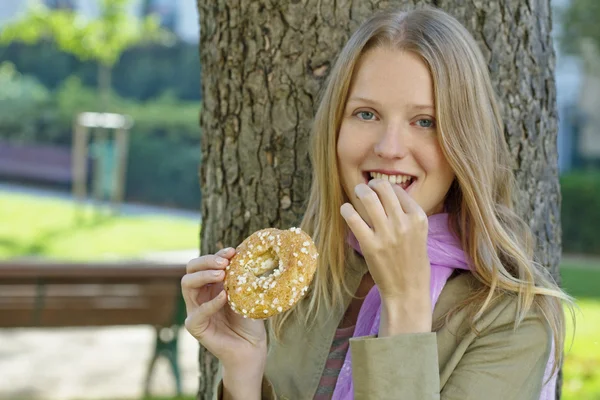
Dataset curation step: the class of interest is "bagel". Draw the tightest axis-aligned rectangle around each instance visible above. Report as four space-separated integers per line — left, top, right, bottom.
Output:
224 227 319 319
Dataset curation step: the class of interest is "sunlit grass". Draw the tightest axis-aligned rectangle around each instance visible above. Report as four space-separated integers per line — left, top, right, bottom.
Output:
561 261 600 400
0 192 199 261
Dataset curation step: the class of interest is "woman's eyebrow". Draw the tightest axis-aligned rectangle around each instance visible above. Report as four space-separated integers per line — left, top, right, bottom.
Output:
346 96 382 107
346 97 435 112
407 104 435 112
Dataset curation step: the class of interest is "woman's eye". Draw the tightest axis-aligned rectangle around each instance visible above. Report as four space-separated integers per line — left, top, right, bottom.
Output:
356 111 376 121
416 118 435 128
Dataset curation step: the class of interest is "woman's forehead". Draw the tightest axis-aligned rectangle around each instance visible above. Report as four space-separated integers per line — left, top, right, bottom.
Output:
347 48 435 109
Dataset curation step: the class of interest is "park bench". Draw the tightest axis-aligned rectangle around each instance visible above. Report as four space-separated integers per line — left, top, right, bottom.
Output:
0 260 188 396
0 141 74 185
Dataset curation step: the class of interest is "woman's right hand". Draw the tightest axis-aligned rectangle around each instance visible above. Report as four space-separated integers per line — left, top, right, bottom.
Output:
182 247 267 370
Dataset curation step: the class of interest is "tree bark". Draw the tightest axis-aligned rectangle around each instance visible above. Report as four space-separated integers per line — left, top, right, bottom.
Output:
196 0 562 399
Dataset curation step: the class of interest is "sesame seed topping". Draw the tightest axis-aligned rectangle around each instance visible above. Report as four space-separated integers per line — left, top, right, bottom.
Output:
277 306 283 312
264 309 268 314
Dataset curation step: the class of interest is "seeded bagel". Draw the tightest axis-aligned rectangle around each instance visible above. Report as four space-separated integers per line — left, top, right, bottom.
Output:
224 227 319 319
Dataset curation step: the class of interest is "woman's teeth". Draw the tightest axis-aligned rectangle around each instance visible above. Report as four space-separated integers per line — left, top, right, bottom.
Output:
369 172 414 186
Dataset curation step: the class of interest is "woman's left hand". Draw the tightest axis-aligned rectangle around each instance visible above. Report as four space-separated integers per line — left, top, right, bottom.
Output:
340 179 432 335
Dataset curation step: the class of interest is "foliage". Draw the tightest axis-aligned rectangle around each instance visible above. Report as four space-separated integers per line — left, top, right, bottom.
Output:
0 192 199 261
560 172 600 255
0 0 169 68
0 62 52 139
0 40 201 101
556 0 600 57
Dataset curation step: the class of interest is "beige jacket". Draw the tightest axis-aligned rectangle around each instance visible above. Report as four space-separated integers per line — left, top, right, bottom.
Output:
215 251 553 399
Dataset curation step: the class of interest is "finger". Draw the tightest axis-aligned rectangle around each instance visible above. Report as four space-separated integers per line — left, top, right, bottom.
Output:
354 183 387 231
194 290 228 325
216 247 236 258
340 202 373 244
391 184 424 215
367 179 404 219
185 290 228 337
186 254 229 273
181 270 225 310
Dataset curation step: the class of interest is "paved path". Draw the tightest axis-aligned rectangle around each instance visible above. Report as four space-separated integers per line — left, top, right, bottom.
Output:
0 326 201 400
0 182 201 222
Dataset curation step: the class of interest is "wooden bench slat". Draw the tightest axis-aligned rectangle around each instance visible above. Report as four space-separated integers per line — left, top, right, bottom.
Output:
0 262 187 282
0 261 187 328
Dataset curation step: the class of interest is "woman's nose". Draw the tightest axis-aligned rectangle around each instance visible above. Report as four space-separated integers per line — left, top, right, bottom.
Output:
373 124 409 159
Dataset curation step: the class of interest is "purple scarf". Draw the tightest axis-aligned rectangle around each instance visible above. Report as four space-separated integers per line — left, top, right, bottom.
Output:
331 212 556 399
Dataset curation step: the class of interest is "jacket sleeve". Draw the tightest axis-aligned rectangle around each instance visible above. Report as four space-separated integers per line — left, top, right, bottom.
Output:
350 332 441 399
349 310 552 400
440 311 552 399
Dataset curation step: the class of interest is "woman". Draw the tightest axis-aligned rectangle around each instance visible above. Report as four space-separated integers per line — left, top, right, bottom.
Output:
182 6 573 399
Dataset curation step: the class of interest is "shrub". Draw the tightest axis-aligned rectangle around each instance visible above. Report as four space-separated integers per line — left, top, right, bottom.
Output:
0 40 201 101
560 171 600 255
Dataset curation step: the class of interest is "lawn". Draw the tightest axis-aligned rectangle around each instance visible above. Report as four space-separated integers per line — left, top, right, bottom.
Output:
0 191 200 261
561 264 600 400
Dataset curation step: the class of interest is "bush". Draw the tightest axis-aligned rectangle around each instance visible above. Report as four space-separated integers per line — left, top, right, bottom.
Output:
0 40 201 101
0 71 202 210
0 62 55 143
560 171 600 255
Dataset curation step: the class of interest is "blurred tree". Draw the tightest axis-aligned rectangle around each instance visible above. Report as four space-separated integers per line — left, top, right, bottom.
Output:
0 0 171 110
557 0 600 58
196 0 563 399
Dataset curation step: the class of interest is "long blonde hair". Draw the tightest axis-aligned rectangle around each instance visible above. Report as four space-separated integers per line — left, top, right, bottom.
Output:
271 6 573 374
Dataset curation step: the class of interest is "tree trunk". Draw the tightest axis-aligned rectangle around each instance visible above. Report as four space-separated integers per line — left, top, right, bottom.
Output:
196 0 562 399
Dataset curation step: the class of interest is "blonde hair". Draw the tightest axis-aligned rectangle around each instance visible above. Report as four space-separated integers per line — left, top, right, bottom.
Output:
271 6 573 376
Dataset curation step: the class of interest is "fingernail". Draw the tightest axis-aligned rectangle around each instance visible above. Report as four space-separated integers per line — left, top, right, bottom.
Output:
215 257 226 265
213 270 224 277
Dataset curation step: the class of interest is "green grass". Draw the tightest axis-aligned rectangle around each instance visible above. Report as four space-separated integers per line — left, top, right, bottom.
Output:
560 261 600 400
0 192 200 261
563 299 600 400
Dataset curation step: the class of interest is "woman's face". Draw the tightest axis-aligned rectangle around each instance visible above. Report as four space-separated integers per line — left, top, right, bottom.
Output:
337 47 455 225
